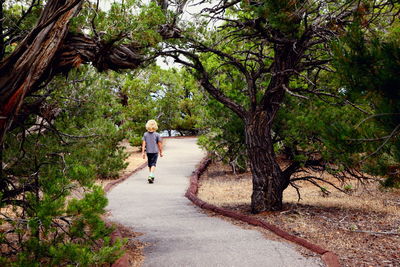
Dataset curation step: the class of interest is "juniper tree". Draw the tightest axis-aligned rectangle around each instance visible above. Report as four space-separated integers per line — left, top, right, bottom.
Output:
0 0 181 143
0 0 182 263
163 0 399 212
0 67 128 265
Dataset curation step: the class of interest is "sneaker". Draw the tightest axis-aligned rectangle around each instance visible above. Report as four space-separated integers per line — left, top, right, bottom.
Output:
148 176 154 184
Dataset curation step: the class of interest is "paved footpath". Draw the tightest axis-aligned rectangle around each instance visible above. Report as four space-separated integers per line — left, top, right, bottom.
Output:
107 138 322 267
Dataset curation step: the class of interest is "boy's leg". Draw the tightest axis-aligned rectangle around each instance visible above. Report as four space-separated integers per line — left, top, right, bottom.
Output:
147 153 158 183
148 167 153 183
149 166 156 182
147 155 153 183
150 166 156 175
149 154 158 177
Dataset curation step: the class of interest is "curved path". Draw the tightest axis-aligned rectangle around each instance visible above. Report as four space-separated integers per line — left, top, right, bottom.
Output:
107 138 322 267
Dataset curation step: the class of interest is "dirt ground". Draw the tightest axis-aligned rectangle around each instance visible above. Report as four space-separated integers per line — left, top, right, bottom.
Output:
197 161 400 267
95 140 147 190
110 222 146 267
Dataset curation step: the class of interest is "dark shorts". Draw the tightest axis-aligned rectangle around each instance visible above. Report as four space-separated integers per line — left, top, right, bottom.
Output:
147 153 158 167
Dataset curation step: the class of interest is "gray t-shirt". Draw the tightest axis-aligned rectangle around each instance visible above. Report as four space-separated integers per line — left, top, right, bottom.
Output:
142 132 161 153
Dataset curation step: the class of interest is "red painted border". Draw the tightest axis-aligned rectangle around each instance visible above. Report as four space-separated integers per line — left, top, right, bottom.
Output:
104 162 148 193
105 136 193 193
185 157 341 267
105 222 129 267
106 160 148 267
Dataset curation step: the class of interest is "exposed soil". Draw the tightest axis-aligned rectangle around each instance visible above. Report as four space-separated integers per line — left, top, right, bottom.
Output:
68 140 146 199
198 161 400 267
111 222 146 267
95 140 147 190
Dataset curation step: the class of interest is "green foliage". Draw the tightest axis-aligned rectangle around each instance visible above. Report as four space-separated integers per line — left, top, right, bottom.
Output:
197 98 247 173
1 1 44 57
187 19 363 176
51 67 129 179
343 184 353 192
242 0 306 33
191 41 249 172
275 95 367 166
0 0 205 264
118 65 204 143
71 0 166 48
332 21 400 186
0 66 127 265
188 1 400 192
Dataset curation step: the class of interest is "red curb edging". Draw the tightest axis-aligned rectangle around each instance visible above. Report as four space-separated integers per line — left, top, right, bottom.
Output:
104 162 148 193
106 222 129 267
185 157 341 267
105 159 148 267
105 136 191 193
106 139 190 266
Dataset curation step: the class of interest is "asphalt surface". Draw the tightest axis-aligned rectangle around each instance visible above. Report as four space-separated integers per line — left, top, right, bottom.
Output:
107 138 322 267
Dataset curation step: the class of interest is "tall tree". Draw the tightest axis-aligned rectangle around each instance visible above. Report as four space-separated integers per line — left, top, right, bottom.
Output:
0 0 83 143
164 0 398 212
0 0 181 143
0 0 182 263
0 0 183 206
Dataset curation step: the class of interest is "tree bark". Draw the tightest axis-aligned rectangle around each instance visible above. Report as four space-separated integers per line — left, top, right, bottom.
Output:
0 0 82 143
0 0 180 144
245 42 298 213
55 32 147 73
0 0 4 60
245 108 288 213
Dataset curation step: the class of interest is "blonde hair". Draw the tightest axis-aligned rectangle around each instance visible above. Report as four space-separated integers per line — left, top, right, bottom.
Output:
145 120 158 132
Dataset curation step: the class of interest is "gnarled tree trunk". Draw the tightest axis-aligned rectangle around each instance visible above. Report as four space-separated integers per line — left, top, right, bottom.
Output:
0 0 181 144
0 0 82 143
245 108 288 213
245 42 297 213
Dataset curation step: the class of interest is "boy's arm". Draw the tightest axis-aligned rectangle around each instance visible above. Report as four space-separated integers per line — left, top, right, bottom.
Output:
141 140 146 159
158 140 163 157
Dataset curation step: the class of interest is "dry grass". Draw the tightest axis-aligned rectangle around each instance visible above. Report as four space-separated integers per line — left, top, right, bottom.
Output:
198 169 252 207
198 161 400 267
68 140 146 199
115 140 147 180
95 140 146 188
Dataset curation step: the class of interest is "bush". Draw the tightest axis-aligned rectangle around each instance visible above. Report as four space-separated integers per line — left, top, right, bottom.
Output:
0 69 127 265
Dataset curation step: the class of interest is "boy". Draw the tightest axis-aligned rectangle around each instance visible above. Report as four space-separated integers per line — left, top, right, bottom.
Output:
142 120 163 183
